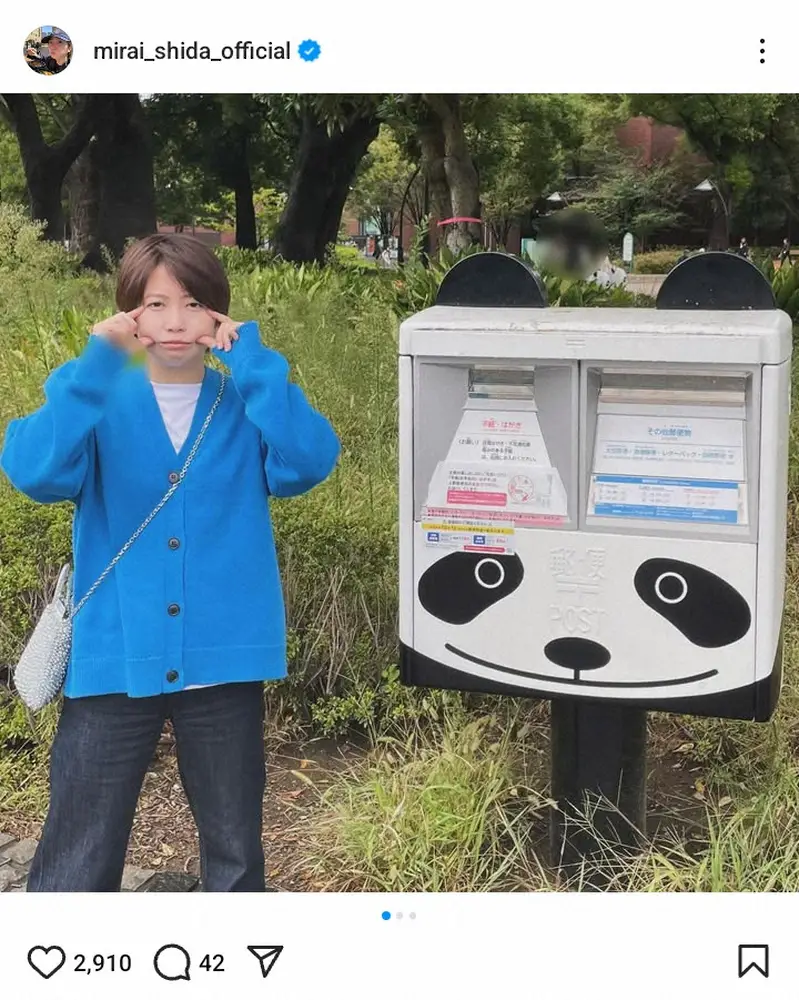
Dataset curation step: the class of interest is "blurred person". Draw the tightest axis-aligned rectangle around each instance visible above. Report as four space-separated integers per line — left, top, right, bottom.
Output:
737 237 750 259
779 238 791 266
0 234 340 891
535 208 608 280
591 256 626 288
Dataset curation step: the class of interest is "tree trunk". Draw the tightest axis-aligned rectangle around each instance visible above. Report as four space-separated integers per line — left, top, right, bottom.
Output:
229 130 257 249
490 218 512 250
416 114 451 215
708 196 731 250
80 95 158 271
273 109 380 263
23 156 66 243
421 95 481 253
233 167 257 249
3 93 97 240
66 147 99 255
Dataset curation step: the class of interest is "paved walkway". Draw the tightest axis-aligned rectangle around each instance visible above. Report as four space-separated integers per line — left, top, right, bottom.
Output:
625 273 666 298
0 831 199 891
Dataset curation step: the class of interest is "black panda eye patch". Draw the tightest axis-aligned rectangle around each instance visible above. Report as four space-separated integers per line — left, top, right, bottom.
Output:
634 558 751 648
418 552 524 625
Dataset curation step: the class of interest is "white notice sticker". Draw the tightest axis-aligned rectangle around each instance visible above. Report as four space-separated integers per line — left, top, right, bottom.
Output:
426 461 568 518
593 413 745 481
446 407 553 467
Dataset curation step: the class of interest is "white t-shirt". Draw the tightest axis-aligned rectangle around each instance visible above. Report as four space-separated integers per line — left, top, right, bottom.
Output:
150 381 203 453
151 381 215 691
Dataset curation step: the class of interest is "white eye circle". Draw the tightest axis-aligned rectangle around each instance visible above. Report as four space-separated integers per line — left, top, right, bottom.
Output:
654 571 687 604
475 558 505 590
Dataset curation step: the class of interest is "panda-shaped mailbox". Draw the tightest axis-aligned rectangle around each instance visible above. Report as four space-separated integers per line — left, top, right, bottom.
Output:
399 251 792 726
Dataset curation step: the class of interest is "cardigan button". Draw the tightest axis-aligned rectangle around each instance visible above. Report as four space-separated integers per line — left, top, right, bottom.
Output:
167 603 180 616
166 670 179 683
168 537 181 550
168 472 179 484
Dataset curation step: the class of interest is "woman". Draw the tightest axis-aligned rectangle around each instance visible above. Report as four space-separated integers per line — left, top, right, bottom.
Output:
1 234 340 890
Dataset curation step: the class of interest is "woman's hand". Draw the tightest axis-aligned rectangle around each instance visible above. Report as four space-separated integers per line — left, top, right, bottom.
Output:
198 309 242 352
92 306 153 353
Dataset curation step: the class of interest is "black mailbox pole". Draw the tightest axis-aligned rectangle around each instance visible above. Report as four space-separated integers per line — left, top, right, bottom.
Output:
549 701 648 881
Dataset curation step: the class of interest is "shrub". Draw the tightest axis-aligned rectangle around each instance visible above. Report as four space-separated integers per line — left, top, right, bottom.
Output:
213 244 276 274
773 261 799 322
330 244 378 273
543 272 652 308
631 249 684 274
0 203 77 278
0 487 73 679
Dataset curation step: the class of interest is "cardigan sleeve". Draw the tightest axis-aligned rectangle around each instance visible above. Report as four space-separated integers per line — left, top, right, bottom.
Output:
0 335 129 503
213 322 340 498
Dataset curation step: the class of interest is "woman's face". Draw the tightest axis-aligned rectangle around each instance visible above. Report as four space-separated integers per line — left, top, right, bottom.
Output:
137 264 217 371
48 38 70 63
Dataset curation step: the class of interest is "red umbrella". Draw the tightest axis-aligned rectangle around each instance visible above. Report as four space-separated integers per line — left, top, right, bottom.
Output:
436 216 482 226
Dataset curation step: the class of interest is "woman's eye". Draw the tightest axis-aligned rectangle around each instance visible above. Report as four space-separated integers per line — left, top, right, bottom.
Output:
188 302 201 308
148 302 162 308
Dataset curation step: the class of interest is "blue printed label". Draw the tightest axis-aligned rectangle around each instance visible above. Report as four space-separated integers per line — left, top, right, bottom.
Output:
589 474 743 525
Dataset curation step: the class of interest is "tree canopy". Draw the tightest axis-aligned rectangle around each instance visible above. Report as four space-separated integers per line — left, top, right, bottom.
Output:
1 92 797 267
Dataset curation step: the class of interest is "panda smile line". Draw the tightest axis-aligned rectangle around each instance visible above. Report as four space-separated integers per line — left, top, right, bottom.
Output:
445 643 719 689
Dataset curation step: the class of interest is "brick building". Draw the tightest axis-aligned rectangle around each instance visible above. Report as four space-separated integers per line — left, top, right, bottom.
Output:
616 116 685 166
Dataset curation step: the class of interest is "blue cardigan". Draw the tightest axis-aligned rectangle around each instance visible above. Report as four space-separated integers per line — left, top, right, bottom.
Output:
0 321 340 698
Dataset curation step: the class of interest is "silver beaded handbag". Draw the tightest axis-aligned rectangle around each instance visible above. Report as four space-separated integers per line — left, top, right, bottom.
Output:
13 374 227 711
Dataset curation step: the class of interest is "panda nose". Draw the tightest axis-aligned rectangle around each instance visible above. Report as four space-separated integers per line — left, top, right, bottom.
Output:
544 637 611 670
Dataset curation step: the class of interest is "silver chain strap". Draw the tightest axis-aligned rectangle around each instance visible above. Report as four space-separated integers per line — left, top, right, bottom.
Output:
70 374 228 620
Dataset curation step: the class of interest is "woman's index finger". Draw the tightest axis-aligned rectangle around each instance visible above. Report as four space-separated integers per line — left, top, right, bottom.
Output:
128 305 146 319
205 307 228 323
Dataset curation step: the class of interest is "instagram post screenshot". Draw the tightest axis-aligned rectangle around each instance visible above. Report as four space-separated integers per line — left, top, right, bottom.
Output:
0 4 797 996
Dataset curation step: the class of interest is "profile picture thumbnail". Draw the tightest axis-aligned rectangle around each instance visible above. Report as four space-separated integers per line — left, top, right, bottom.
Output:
23 26 73 76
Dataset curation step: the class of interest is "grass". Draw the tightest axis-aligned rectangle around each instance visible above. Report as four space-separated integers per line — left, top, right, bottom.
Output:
612 764 799 891
1 240 799 891
286 704 556 892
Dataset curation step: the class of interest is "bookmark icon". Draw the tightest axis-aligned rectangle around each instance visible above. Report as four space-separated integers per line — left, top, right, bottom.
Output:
247 945 284 979
738 944 769 978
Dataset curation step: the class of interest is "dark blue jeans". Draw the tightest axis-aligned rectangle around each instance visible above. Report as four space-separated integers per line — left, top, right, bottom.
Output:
27 682 266 892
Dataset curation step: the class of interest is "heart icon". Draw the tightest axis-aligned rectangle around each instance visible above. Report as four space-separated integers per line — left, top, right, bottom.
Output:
28 945 67 979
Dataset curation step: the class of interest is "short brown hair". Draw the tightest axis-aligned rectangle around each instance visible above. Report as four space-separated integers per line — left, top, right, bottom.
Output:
116 234 231 314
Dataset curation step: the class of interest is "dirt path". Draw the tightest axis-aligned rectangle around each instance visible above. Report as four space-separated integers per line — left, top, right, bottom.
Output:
1 731 364 891
1 724 709 890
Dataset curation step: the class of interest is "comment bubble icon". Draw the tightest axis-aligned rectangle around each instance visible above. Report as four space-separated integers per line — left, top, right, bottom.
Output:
153 943 191 981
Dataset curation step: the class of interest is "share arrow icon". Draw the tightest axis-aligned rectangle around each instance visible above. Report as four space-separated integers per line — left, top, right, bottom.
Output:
247 945 284 979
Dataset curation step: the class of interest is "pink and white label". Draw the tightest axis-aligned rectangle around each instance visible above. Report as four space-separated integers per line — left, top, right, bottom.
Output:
424 506 566 527
446 490 507 507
